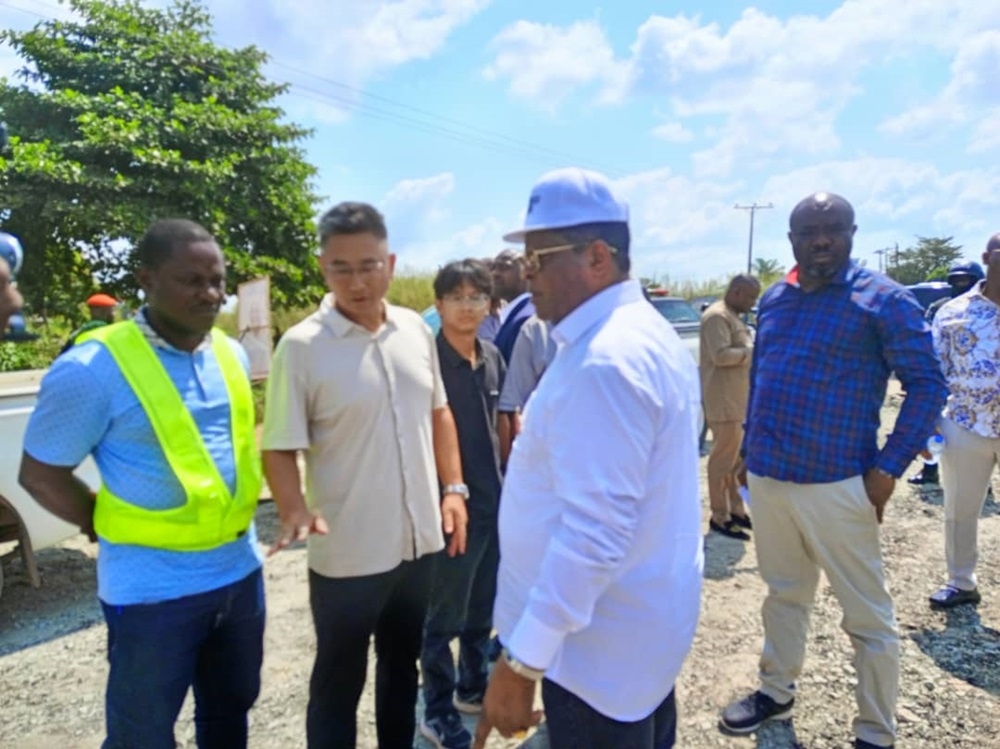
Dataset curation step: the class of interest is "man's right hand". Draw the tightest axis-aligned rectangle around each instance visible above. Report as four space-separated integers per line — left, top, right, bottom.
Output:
268 507 328 556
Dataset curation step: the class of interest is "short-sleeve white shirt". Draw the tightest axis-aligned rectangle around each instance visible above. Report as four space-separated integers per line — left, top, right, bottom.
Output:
262 295 447 578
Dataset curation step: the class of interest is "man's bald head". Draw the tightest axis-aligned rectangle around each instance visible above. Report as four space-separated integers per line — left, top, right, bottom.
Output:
725 273 761 314
982 233 1000 279
789 192 855 230
727 273 761 294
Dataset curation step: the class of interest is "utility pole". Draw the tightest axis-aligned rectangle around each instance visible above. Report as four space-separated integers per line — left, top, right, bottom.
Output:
874 247 891 273
734 202 773 274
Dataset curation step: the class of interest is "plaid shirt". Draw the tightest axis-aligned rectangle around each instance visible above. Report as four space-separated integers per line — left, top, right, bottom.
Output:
745 261 947 484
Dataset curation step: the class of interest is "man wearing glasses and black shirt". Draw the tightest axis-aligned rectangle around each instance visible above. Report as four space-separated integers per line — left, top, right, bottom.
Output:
419 259 506 749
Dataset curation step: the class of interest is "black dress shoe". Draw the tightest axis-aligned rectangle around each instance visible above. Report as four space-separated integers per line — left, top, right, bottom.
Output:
710 519 750 541
929 585 981 609
731 513 753 530
907 463 939 485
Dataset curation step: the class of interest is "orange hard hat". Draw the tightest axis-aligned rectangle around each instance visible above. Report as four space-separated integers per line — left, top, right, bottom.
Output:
86 293 118 308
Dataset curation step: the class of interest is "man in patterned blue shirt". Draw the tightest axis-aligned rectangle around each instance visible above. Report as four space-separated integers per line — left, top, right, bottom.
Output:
719 193 947 749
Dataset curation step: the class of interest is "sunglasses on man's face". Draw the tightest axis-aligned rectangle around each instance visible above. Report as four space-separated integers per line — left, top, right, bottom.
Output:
521 242 617 274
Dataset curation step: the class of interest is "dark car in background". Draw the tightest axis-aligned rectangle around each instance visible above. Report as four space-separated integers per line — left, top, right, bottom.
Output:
905 282 950 312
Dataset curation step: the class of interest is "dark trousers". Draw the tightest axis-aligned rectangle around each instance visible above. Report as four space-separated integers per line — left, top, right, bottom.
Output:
307 557 434 749
101 569 266 749
421 514 500 721
542 680 677 749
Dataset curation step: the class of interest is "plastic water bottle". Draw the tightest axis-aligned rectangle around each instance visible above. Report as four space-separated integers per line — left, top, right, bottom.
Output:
926 434 945 465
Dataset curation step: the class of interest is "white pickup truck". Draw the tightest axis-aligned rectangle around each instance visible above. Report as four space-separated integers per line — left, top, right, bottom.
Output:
0 369 99 598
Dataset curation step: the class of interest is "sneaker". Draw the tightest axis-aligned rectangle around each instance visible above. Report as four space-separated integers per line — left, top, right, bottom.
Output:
855 740 893 749
487 635 503 663
929 585 981 609
719 691 794 734
454 694 483 714
710 519 751 541
420 713 472 749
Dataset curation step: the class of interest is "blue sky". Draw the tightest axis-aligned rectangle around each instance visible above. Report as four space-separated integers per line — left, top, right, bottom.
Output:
2 0 999 283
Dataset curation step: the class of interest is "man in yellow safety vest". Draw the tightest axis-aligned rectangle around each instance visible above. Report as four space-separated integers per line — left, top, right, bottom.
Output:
19 218 265 749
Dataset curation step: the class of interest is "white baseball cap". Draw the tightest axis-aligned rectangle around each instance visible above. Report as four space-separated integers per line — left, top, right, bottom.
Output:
502 167 629 243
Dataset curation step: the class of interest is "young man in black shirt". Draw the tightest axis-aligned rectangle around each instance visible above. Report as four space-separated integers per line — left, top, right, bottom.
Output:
420 259 506 749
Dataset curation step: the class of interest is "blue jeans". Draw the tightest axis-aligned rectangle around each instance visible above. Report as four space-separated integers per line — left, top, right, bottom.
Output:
421 513 499 722
101 569 266 749
542 680 676 749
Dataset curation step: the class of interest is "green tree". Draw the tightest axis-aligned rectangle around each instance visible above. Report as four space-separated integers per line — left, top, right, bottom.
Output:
885 236 963 285
0 0 323 319
752 257 785 286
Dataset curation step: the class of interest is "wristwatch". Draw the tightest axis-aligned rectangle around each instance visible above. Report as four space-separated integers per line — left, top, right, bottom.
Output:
502 649 545 681
442 483 469 500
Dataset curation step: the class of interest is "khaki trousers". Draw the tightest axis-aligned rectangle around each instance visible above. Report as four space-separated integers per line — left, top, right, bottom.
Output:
939 417 999 591
748 473 899 747
707 420 746 523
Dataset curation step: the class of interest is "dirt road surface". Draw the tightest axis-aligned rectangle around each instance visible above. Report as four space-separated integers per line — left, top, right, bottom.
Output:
2 388 998 748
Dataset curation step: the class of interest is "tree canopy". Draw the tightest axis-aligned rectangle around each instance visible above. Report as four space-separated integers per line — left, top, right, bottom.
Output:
884 236 963 285
0 0 324 318
751 257 785 286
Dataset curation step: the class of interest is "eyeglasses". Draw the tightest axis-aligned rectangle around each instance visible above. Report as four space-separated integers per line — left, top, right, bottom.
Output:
324 259 386 280
521 242 618 273
442 293 490 309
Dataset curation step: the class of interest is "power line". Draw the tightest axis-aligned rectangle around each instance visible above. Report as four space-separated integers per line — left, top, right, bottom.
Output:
270 61 629 178
0 0 49 19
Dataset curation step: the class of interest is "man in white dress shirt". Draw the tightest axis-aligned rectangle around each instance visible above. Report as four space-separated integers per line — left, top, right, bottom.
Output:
473 168 704 749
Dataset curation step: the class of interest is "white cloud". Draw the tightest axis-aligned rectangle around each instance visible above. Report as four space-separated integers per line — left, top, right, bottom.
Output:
482 20 629 108
381 174 512 269
618 157 1000 280
486 3 1000 176
385 173 455 207
371 154 1000 283
206 0 490 88
968 107 1000 154
759 158 1000 256
382 173 456 253
394 217 507 271
879 29 1000 139
650 121 693 143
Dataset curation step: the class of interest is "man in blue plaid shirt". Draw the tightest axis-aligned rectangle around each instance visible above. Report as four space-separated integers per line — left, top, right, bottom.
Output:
719 192 947 749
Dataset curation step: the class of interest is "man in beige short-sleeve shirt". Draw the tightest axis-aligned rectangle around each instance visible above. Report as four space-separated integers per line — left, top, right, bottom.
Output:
262 201 468 749
700 274 760 540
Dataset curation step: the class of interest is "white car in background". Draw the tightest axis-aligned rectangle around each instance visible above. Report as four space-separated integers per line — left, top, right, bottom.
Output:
644 292 701 366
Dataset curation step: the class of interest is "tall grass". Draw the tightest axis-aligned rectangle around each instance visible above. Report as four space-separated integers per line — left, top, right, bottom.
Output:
387 271 435 312
641 274 729 300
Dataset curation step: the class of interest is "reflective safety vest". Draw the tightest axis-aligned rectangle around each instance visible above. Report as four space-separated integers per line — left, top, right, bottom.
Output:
79 321 262 551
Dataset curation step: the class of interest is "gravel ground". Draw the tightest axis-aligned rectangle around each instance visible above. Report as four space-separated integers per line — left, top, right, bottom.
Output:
1 385 998 749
